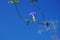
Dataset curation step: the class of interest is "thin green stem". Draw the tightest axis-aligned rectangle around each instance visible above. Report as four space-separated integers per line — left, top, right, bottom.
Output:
14 4 26 21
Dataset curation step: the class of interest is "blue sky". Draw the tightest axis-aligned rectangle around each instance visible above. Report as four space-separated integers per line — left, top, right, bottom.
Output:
0 0 60 40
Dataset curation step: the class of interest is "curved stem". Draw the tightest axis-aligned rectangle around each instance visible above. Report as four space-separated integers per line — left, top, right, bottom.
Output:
14 4 26 21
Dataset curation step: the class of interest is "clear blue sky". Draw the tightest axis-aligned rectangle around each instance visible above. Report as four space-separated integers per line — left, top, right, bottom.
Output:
0 0 60 40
